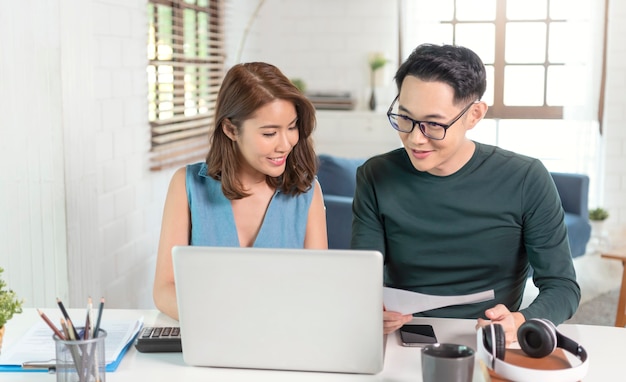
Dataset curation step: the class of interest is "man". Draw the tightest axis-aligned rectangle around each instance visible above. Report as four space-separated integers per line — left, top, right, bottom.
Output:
351 43 580 344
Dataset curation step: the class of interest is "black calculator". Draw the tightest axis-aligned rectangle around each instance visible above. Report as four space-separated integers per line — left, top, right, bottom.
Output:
135 326 182 352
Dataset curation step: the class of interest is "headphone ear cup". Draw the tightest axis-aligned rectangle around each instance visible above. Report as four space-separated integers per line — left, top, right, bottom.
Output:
518 318 557 358
493 324 506 360
482 324 506 360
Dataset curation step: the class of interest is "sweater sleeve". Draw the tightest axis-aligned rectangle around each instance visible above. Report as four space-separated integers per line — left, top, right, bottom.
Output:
351 162 386 256
518 160 581 324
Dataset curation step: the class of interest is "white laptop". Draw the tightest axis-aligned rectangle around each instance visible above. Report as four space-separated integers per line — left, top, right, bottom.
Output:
171 246 384 374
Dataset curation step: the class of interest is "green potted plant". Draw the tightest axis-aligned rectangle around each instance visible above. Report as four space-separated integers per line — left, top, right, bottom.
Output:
589 207 609 221
588 207 609 251
368 53 389 111
0 267 24 351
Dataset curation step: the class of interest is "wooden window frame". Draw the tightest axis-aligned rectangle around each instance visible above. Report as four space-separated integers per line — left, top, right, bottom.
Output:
444 0 563 120
147 0 225 171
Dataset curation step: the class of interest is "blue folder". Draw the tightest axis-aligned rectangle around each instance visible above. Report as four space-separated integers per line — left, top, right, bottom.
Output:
0 320 142 373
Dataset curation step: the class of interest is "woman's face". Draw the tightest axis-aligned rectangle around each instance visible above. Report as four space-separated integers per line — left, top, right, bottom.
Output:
232 99 299 180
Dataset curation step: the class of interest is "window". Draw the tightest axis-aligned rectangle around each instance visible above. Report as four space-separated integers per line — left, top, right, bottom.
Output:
147 0 225 171
402 0 604 120
401 0 607 205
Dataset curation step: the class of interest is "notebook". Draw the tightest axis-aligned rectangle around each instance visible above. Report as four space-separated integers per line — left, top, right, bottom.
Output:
171 246 384 374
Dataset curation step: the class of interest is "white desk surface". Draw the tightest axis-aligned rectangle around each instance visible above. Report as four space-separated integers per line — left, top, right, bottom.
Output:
2 308 625 381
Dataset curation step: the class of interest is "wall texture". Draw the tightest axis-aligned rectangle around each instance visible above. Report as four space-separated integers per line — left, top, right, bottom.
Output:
603 0 626 239
0 1 69 307
0 0 169 309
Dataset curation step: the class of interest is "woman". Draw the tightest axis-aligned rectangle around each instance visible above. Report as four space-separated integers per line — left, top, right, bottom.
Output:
153 62 328 320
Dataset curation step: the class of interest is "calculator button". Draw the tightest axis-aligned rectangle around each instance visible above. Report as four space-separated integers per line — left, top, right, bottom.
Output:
140 328 153 338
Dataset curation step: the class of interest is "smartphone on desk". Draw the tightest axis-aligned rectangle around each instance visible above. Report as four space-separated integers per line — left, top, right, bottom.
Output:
399 324 438 347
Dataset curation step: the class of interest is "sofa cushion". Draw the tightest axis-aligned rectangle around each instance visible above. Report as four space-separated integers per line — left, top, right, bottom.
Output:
564 213 592 258
551 172 589 216
323 195 354 249
317 154 365 197
551 172 591 258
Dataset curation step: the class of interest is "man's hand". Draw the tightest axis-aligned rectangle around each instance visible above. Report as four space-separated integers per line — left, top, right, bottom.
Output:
383 308 413 334
476 304 526 346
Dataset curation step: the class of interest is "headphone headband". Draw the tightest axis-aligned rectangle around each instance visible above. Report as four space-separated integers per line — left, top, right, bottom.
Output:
476 319 589 382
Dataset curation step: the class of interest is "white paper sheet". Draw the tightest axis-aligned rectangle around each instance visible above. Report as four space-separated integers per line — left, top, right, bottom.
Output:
0 318 143 369
383 287 495 315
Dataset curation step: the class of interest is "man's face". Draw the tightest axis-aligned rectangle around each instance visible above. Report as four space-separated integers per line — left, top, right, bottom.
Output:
396 75 479 176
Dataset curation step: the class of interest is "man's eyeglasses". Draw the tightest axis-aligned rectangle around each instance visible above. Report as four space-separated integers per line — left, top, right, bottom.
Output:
387 95 478 140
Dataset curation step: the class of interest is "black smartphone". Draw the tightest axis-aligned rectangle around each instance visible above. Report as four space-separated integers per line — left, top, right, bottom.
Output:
399 324 438 347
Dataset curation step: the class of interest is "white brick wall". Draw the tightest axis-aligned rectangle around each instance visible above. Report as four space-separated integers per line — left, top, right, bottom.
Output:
1 0 625 311
601 0 626 240
232 0 400 111
0 0 169 309
0 0 70 307
88 0 173 309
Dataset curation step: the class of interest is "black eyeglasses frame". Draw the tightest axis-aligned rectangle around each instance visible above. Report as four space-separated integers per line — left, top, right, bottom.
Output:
386 95 478 140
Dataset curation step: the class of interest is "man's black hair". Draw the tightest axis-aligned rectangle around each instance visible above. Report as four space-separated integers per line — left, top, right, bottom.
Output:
395 43 487 104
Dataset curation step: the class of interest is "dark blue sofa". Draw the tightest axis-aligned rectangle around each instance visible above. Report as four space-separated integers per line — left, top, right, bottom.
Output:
317 154 591 258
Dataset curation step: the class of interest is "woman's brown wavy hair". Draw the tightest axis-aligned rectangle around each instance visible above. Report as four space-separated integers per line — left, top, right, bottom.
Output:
206 62 317 200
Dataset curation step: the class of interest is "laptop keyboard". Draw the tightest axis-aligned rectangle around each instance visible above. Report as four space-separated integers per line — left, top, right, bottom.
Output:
135 326 182 352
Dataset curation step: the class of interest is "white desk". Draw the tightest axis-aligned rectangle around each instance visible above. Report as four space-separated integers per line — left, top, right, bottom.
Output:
2 308 625 381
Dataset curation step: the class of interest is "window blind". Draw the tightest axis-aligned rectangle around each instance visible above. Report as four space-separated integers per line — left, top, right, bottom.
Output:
147 0 225 171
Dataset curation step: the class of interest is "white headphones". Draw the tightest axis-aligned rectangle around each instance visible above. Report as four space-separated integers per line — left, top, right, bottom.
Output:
476 318 589 382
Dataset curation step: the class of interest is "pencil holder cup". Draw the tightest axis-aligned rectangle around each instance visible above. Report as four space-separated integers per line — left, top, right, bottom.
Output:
54 328 107 382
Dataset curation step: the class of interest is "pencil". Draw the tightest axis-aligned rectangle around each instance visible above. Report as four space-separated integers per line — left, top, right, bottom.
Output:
60 317 70 338
83 297 93 340
65 316 77 341
92 297 105 338
84 311 91 340
61 318 85 379
37 309 66 340
57 297 80 339
88 296 95 338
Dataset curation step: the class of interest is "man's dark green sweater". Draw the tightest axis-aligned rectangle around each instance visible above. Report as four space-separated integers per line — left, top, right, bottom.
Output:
351 142 580 324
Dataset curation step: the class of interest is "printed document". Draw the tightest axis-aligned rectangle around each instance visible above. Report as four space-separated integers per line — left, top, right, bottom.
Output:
0 319 143 371
383 287 495 315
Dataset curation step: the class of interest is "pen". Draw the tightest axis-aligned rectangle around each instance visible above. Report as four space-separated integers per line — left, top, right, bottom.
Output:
92 297 105 338
21 360 57 371
57 297 80 339
37 309 66 340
